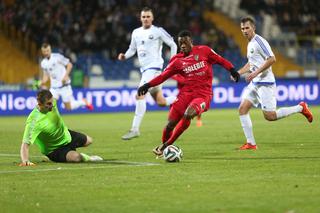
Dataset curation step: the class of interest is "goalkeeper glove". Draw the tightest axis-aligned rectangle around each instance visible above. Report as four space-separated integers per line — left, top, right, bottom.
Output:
137 83 150 96
230 68 240 82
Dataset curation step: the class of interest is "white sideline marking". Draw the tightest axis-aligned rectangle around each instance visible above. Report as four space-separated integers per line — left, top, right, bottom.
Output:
0 153 160 174
0 153 43 158
0 162 160 174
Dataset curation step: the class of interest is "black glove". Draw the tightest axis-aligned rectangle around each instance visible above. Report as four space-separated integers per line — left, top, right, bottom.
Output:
137 83 150 96
230 68 240 82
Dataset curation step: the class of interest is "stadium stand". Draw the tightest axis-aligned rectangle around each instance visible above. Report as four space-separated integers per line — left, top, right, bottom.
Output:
0 0 318 86
238 0 320 75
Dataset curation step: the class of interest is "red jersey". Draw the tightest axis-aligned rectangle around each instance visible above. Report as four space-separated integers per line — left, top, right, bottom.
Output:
149 45 234 97
171 74 185 90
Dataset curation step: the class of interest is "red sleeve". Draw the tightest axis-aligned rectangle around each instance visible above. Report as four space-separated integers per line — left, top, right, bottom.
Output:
207 47 234 71
149 60 180 87
171 74 185 84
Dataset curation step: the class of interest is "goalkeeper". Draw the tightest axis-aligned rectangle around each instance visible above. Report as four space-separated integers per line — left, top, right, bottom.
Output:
19 90 102 166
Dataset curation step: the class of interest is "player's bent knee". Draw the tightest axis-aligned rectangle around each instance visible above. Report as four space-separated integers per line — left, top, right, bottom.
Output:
66 151 82 163
184 106 197 120
136 94 145 100
239 101 252 115
239 105 249 115
157 99 167 107
263 111 277 121
84 136 93 146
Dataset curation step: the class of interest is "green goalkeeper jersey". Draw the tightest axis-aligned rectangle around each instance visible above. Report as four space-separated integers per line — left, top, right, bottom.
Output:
22 100 71 155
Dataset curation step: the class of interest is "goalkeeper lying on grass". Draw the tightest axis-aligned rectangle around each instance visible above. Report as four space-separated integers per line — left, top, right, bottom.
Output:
19 89 102 166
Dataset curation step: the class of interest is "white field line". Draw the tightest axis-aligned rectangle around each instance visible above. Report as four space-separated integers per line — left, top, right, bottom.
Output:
0 153 160 174
0 153 43 158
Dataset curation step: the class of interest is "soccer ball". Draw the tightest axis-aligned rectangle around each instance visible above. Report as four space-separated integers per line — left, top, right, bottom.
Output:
163 145 183 162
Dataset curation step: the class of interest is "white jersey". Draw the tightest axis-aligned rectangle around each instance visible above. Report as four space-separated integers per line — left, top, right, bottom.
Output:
124 25 177 73
247 34 275 83
40 53 71 88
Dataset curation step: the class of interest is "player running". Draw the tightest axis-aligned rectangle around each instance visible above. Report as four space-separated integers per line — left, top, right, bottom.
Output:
138 30 240 156
19 90 102 166
40 43 93 111
233 16 313 150
118 7 177 140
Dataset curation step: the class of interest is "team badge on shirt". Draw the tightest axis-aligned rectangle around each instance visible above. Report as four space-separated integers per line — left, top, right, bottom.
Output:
250 48 254 54
194 55 199 61
200 102 206 109
149 34 154 39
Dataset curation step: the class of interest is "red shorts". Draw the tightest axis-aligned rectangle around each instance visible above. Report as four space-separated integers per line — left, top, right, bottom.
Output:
168 92 211 121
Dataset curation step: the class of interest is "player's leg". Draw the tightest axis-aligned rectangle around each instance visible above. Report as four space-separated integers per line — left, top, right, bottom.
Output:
162 106 184 143
258 84 313 122
158 97 208 154
196 114 203 127
122 94 145 140
150 88 176 107
238 83 258 150
164 102 199 145
152 94 190 156
273 103 312 122
122 71 153 140
68 130 102 162
150 70 176 107
60 86 88 110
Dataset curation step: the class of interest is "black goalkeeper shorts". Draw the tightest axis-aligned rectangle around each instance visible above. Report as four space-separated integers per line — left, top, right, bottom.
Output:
46 129 87 162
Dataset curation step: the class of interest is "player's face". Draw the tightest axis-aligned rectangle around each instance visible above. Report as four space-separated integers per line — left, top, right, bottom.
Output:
178 36 193 55
39 98 53 113
241 21 255 41
140 11 153 29
41 46 52 58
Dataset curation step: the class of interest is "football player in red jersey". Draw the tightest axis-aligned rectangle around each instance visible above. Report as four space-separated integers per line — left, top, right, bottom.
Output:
138 30 240 156
171 74 203 127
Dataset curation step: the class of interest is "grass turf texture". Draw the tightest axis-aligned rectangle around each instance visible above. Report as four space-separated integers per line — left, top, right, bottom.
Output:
0 107 319 213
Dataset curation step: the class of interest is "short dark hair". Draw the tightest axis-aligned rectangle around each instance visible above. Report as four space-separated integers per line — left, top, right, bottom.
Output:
41 43 51 49
37 89 53 104
141 6 153 13
241 16 256 26
178 30 192 38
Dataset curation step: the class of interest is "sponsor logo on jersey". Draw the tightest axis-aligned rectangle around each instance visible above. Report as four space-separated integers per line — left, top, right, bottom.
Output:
183 61 205 74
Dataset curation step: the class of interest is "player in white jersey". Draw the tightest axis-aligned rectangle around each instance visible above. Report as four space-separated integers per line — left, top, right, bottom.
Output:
40 43 93 111
118 7 177 140
232 16 313 150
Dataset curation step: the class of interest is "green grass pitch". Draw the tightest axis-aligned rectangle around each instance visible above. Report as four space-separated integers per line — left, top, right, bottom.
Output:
0 107 319 213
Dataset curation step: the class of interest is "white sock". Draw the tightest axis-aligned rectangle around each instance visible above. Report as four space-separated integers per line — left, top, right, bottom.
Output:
276 105 302 120
70 99 86 110
131 99 146 132
165 96 176 106
239 114 256 145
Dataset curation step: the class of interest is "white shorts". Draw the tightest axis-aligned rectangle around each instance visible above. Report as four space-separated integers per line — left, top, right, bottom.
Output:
242 82 277 111
139 69 162 94
50 85 74 103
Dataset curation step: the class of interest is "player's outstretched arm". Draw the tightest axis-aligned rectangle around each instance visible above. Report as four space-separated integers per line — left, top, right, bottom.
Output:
40 72 50 89
19 143 35 166
62 62 72 84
